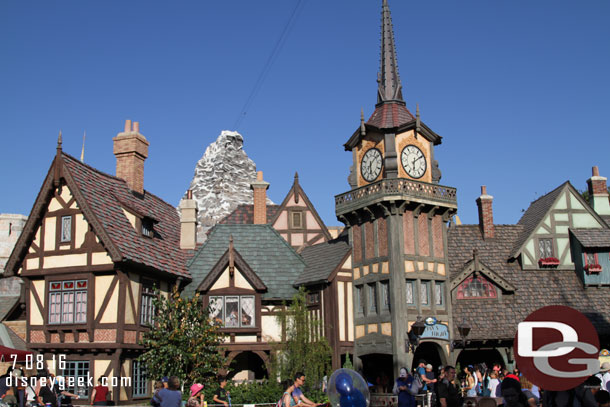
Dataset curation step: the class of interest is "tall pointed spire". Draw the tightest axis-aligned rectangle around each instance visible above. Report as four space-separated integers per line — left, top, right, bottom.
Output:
377 0 403 104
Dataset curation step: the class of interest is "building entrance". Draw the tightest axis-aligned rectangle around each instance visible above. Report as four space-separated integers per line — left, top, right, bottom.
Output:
411 341 446 373
360 353 393 393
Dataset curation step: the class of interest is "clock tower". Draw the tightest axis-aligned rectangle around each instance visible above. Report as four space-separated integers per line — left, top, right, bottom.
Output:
336 0 458 376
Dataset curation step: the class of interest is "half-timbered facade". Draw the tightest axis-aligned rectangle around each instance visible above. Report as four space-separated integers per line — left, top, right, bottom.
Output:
335 0 457 380
269 173 332 248
448 169 610 370
185 224 306 381
192 171 354 375
4 123 190 404
296 235 354 370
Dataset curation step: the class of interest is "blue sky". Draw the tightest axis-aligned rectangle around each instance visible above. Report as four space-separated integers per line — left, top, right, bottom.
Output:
1 1 609 227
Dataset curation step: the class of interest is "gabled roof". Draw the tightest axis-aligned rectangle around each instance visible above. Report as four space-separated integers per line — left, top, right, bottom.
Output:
510 181 607 258
269 173 332 241
510 182 567 258
295 235 351 286
219 204 280 225
570 228 610 248
449 250 516 294
5 151 189 279
185 224 306 299
0 296 20 322
448 224 610 341
197 244 267 292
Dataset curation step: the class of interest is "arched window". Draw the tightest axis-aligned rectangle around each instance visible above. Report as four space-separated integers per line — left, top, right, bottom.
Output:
457 275 497 299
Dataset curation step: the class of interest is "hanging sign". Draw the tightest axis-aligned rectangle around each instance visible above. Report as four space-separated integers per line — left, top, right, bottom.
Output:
420 322 449 341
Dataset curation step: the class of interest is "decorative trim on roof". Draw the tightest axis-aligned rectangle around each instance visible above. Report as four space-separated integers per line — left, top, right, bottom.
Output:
197 244 267 293
450 250 516 293
269 172 332 241
511 181 607 258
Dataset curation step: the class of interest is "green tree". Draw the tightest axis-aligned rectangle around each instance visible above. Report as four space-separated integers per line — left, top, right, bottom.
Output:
342 353 353 369
139 287 226 387
272 287 332 396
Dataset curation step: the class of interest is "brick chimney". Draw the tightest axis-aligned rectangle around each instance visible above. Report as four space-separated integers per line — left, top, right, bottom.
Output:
476 185 495 239
179 190 198 250
113 119 149 194
587 166 610 215
251 171 269 224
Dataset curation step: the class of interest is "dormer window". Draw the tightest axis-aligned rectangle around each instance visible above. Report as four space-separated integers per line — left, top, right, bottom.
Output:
141 217 154 238
457 275 497 299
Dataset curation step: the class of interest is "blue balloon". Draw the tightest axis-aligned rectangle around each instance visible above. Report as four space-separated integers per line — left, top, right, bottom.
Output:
340 394 356 407
350 389 366 407
335 373 354 396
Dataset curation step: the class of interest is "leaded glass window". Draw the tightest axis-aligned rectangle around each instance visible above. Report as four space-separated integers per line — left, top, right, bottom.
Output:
405 280 414 305
241 296 255 327
49 280 87 324
435 281 444 307
368 284 377 314
420 281 429 306
61 216 72 242
381 281 390 310
539 238 553 258
210 296 257 328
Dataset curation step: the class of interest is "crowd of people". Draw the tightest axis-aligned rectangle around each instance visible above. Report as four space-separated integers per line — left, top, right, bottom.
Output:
391 360 610 407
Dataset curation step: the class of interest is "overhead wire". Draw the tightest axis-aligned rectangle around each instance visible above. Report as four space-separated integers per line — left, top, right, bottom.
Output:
233 0 308 130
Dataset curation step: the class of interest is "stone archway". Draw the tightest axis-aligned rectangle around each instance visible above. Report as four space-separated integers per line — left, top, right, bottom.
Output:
455 348 505 371
225 350 270 382
411 341 447 372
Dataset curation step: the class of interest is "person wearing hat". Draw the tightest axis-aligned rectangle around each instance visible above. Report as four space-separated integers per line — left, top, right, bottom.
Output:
424 364 437 393
393 368 419 407
598 362 610 392
187 383 204 407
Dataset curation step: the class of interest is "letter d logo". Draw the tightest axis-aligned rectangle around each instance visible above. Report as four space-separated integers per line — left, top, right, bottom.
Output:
517 322 577 357
514 305 600 392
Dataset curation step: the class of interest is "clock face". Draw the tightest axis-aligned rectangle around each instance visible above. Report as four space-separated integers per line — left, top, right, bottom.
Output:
401 145 427 179
361 148 383 182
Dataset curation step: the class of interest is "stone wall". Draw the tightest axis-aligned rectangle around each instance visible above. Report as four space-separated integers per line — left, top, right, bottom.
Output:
0 214 27 273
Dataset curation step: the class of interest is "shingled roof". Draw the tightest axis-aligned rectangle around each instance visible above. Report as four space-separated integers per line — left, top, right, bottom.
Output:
185 224 306 299
219 204 280 225
570 228 610 248
59 154 189 278
511 182 568 258
448 224 610 341
295 235 351 286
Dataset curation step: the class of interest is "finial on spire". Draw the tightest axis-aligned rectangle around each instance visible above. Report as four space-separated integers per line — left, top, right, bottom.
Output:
294 171 299 183
54 130 63 188
80 131 86 163
229 235 235 276
415 103 421 137
377 0 404 104
360 108 366 136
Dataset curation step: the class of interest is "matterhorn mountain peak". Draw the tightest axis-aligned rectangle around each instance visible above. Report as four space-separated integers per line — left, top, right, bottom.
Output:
179 130 273 241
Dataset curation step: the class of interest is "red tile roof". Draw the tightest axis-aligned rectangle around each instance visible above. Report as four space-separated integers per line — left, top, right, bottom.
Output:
366 101 415 129
62 153 189 279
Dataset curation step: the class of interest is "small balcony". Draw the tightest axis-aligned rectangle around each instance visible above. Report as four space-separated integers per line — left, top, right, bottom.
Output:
335 178 457 217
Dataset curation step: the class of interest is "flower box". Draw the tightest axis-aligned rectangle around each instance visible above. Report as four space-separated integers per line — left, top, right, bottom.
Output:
585 264 602 274
539 257 560 267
